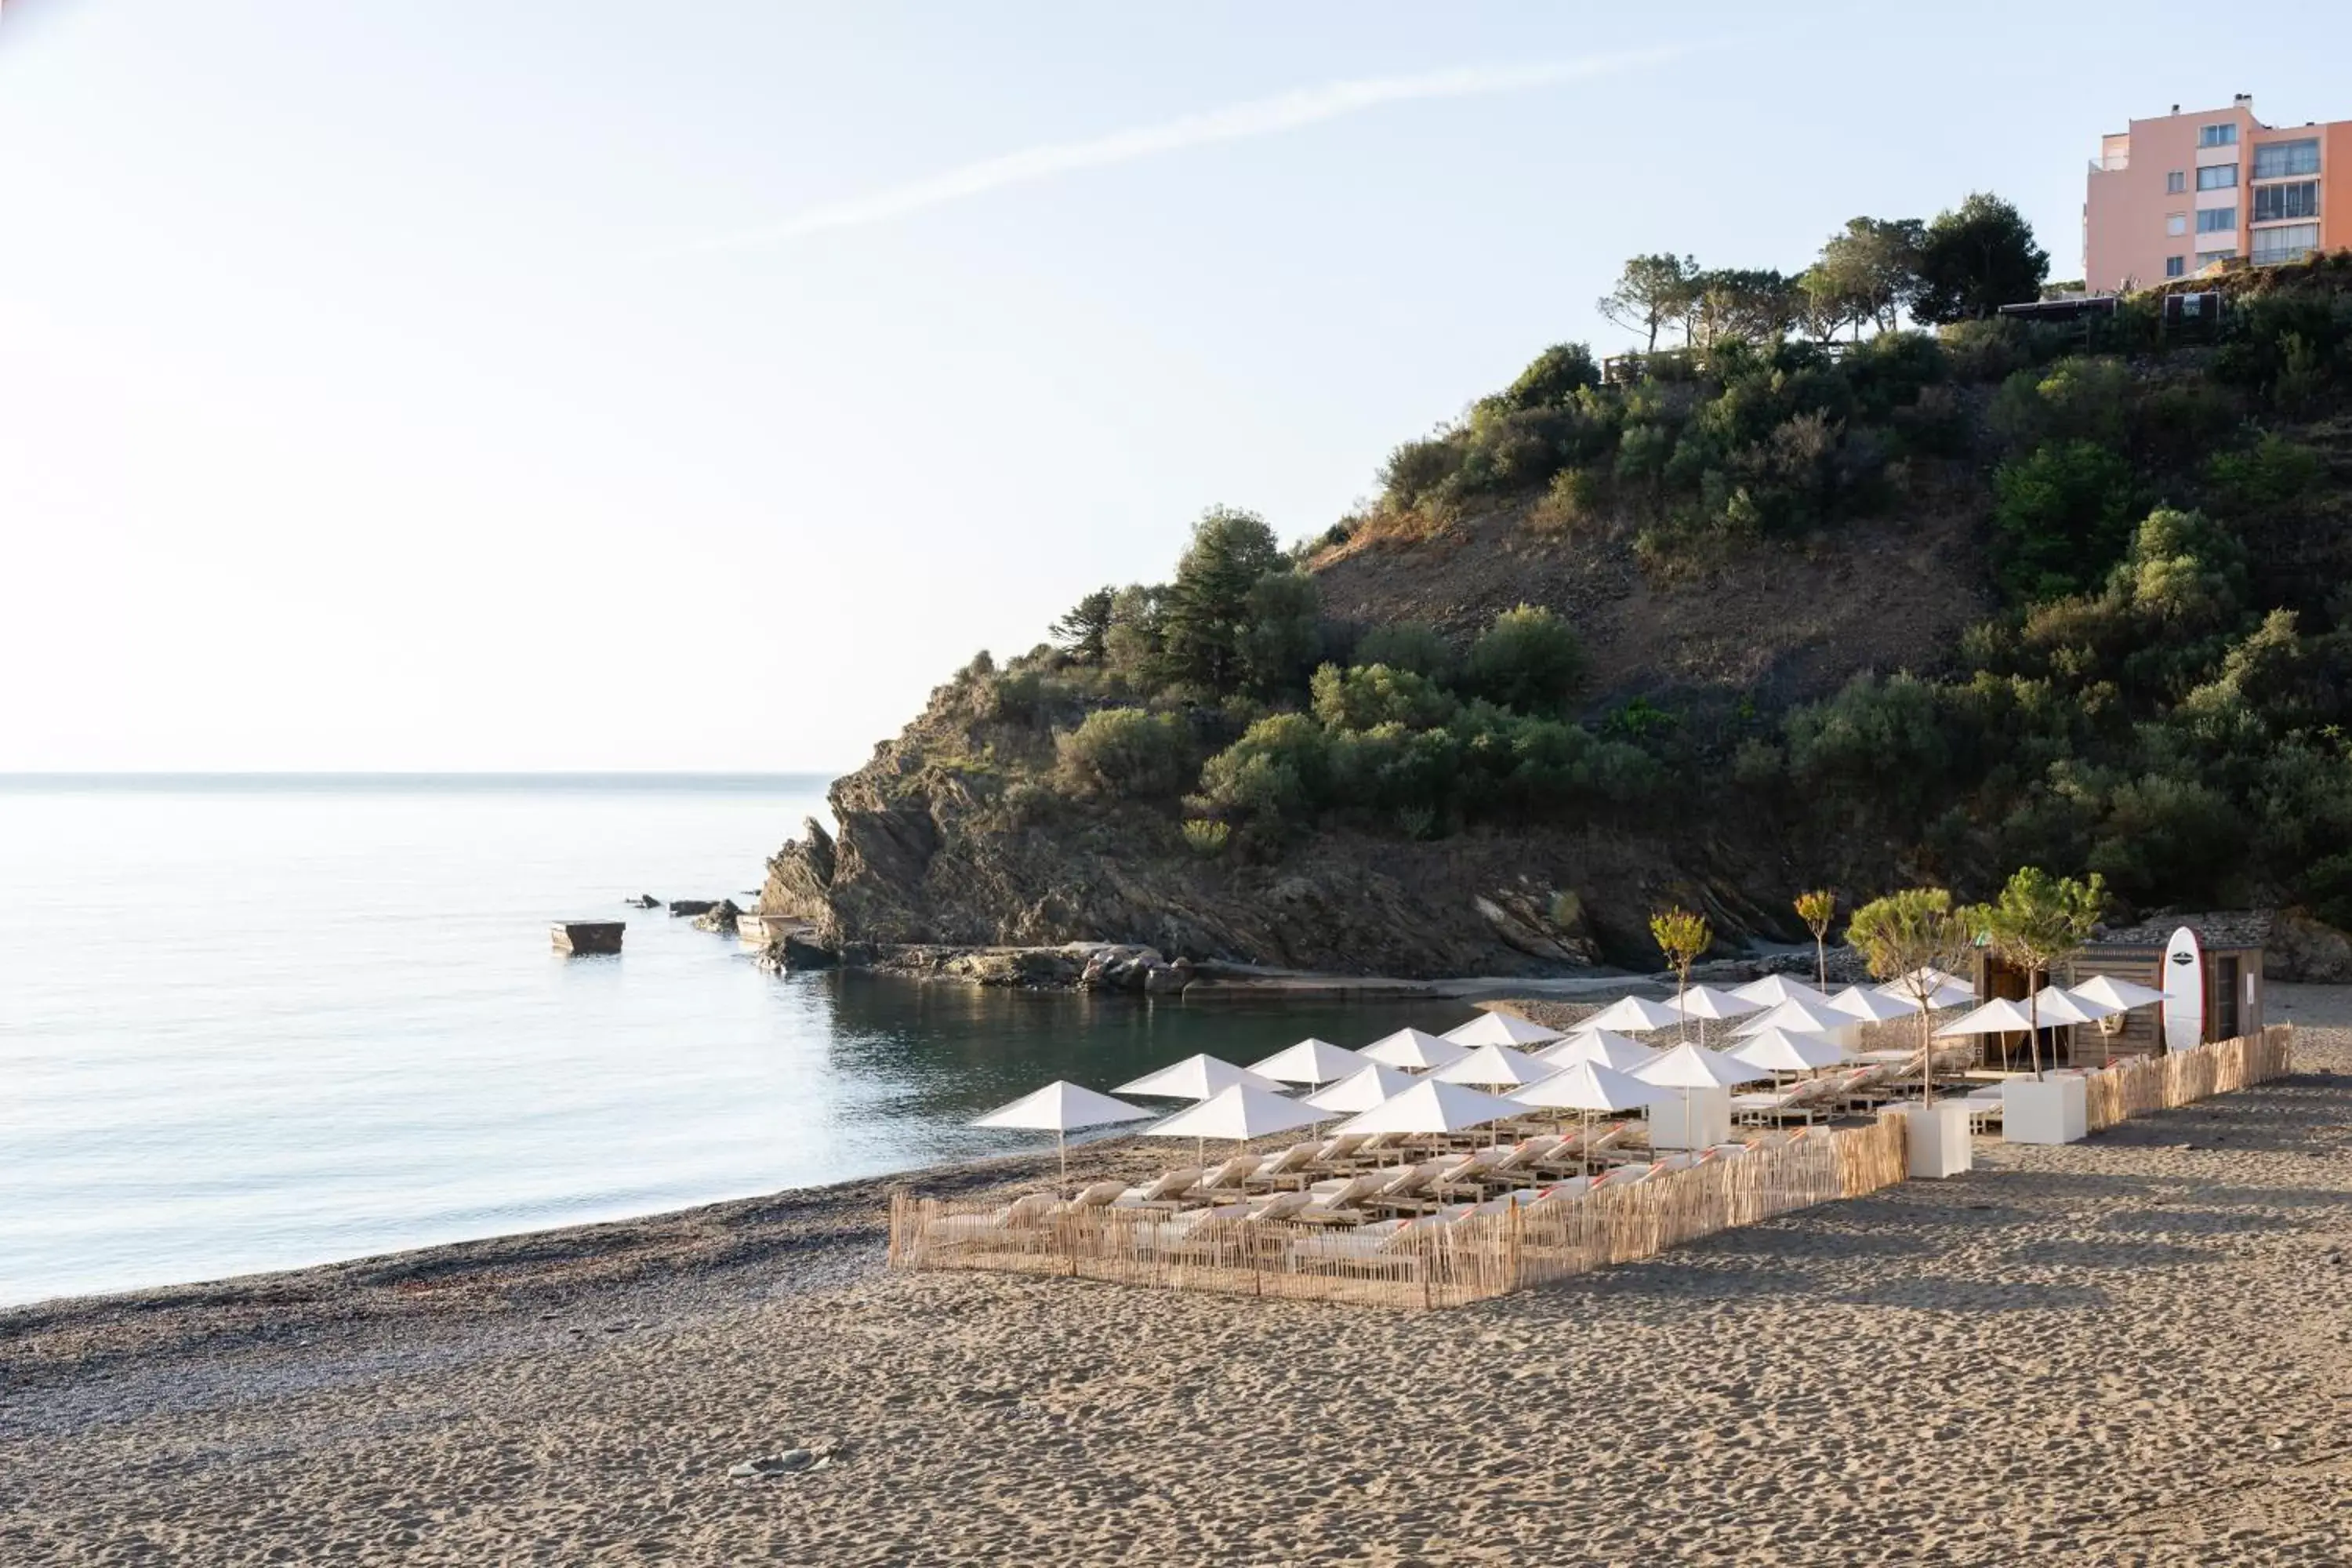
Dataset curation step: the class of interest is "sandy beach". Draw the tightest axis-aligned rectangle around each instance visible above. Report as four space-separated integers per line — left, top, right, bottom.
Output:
5 989 2350 1566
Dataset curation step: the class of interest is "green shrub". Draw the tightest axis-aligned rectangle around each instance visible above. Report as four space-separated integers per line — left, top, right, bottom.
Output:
1939 318 2027 382
1499 343 1601 409
1990 439 2139 601
1054 709 1192 799
1197 713 1332 828
2206 434 2325 511
1527 466 1603 535
1466 604 1587 717
1309 662 1458 731
1351 622 1454 681
1380 437 1463 509
1179 818 1231 858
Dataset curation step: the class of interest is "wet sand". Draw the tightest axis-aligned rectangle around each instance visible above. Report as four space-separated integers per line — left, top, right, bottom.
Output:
5 989 2350 1566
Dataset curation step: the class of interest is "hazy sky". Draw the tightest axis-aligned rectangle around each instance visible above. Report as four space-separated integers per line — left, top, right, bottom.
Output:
7 1 2349 771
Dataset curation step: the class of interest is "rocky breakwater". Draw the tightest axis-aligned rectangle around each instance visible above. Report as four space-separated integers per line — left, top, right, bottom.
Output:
753 933 1192 993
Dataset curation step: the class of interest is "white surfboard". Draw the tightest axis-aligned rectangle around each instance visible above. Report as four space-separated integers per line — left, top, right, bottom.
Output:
2161 926 2203 1054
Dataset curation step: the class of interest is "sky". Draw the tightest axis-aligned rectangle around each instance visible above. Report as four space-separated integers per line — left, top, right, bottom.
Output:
5 0 2350 771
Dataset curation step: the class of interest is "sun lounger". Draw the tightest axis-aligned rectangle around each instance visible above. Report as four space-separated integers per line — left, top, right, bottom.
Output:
1356 1157 1457 1214
1196 1152 1264 1195
1475 1135 1565 1185
1287 1217 1416 1261
1298 1170 1393 1220
1050 1179 1127 1214
1731 1076 1834 1125
1129 1201 1261 1249
1245 1142 1323 1189
1245 1191 1312 1221
1312 1133 1370 1165
1113 1167 1203 1210
927 1192 1058 1240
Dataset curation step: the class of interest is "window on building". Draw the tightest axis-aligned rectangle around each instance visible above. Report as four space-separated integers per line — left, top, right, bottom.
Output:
2197 164 2238 191
2252 223 2321 265
2166 169 2187 194
2253 180 2320 223
2252 139 2321 180
2199 123 2238 148
2196 249 2238 268
2196 207 2237 234
2166 212 2189 236
2165 256 2187 278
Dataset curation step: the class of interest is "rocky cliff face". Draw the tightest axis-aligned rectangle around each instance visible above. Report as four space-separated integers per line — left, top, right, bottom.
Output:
760 683 1814 977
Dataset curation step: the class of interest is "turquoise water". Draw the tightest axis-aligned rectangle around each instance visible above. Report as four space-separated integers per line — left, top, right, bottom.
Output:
0 776 1456 1306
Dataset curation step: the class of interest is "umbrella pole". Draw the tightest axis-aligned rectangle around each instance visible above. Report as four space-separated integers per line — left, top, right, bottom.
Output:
1058 1129 1069 1198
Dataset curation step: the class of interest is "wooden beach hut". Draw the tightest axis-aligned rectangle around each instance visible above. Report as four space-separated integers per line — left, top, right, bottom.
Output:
1970 916 2265 1065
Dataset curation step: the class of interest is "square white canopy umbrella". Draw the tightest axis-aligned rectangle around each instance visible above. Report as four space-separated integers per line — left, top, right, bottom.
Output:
1508 1058 1671 1146
1933 997 2041 1037
1730 1027 1847 1076
1635 1040 1773 1138
1667 983 1764 1045
1115 1054 1283 1100
1331 1079 1523 1138
2071 973 2169 1011
2031 984 2121 1025
1143 1083 1327 1166
1735 996 1854 1038
1878 967 1973 1000
1877 981 1976 1012
1582 996 1684 1034
1825 984 1918 1025
1536 1029 1657 1072
1302 1062 1420 1114
1732 974 1828 1007
1432 1041 1559 1090
1247 1037 1370 1087
971 1080 1156 1193
1360 1027 1471 1073
1442 1011 1566 1047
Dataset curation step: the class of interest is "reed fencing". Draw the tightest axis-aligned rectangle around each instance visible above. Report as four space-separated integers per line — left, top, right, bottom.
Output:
2080 1026 2295 1133
888 1116 1910 1312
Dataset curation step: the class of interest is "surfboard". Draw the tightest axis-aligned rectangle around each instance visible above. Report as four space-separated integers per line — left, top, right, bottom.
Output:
2161 925 2203 1054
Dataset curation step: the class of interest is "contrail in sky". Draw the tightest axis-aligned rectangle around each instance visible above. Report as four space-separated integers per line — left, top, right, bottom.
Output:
663 47 1686 256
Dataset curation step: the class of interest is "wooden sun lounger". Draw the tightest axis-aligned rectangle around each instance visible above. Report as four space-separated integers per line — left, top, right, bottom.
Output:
1113 1167 1203 1210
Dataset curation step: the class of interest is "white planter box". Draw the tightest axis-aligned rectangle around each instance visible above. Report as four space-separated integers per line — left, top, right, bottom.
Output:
1650 1087 1731 1150
2002 1075 2088 1145
1890 1101 1974 1178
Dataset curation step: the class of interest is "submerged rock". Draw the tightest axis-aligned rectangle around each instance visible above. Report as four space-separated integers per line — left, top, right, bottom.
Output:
691 899 742 934
667 898 717 918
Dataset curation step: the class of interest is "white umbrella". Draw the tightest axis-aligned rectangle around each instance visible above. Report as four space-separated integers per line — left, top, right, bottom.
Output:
1442 1011 1566 1047
1142 1083 1327 1165
1114 1054 1283 1100
1635 1040 1773 1139
1877 981 1976 1013
2072 973 2168 1011
1824 984 1917 1025
1667 983 1763 1045
1536 1029 1657 1072
1934 997 2039 1038
1734 996 1854 1038
1636 1040 1773 1090
1432 1042 1559 1090
2031 984 2119 1025
1878 967 1973 1000
971 1080 1156 1193
1301 1062 1419 1114
1730 1027 1847 1076
1582 996 1683 1034
1360 1027 1470 1073
1331 1079 1523 1138
1247 1037 1370 1087
1508 1058 1671 1150
1732 974 1828 1007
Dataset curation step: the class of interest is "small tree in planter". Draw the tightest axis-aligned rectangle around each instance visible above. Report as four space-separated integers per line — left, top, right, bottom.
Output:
1969 866 2106 1080
1794 888 1837 986
1650 906 1711 1043
1846 887 1974 1105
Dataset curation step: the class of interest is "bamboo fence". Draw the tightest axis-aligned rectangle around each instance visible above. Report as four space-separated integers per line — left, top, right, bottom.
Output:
889 1116 1911 1312
2080 1025 2294 1133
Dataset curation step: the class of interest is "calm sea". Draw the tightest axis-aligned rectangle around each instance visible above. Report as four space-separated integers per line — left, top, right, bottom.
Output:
0 775 1453 1307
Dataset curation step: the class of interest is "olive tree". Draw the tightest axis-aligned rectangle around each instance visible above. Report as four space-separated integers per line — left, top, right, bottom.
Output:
1968 867 2106 1079
1846 887 1974 1104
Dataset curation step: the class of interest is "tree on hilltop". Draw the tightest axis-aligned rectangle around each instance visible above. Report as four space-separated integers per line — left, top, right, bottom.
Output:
1599 253 1699 352
1913 194 2049 325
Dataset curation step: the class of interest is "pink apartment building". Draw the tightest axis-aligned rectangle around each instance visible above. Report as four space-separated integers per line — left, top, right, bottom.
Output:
2085 94 2352 292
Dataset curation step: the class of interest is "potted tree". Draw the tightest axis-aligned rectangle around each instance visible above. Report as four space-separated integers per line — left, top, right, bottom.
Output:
1649 906 1711 1044
1847 887 1976 1178
1972 867 2105 1145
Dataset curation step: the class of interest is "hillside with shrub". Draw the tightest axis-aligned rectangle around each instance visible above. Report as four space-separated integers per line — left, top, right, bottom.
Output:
765 205 2352 975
